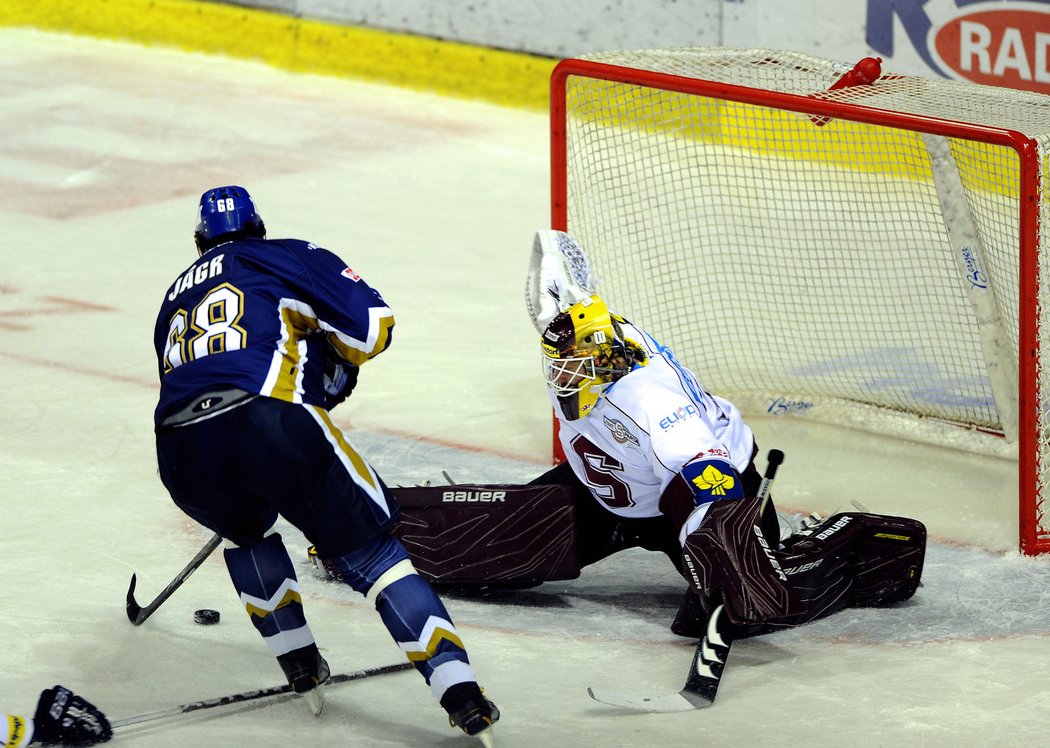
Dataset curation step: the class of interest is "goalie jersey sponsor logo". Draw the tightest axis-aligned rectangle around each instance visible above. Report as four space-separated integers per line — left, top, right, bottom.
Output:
659 403 699 430
442 490 507 503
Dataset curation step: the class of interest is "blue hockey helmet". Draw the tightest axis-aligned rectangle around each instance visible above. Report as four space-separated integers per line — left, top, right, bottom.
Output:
193 185 266 254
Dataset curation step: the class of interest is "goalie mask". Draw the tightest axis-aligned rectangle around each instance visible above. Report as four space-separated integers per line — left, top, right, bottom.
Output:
194 185 266 255
541 296 644 420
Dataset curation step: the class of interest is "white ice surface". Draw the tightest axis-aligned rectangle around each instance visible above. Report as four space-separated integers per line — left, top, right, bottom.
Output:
1 29 1048 748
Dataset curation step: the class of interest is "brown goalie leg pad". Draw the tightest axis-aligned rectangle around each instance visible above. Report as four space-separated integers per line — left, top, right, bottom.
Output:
681 511 927 635
390 484 581 585
847 514 926 607
682 497 804 626
779 512 926 616
762 514 866 629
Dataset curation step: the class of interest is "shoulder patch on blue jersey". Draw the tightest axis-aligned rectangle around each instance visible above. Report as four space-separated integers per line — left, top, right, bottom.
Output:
681 458 743 504
340 267 361 281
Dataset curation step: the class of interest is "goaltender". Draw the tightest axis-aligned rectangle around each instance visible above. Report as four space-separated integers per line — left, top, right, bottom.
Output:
524 230 926 637
416 230 927 642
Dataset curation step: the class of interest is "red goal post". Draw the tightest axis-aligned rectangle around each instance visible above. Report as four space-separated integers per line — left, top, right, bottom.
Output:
549 48 1050 555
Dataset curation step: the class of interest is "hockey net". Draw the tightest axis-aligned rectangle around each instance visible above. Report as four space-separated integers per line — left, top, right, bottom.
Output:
549 48 1050 555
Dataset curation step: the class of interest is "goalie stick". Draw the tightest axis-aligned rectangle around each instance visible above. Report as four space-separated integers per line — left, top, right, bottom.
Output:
126 533 222 626
111 661 413 729
588 449 785 713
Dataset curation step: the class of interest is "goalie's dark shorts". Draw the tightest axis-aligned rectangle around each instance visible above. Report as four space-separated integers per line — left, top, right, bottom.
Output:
527 459 770 572
155 395 399 555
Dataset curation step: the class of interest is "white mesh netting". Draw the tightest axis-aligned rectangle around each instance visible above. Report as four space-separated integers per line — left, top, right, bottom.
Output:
555 48 1050 552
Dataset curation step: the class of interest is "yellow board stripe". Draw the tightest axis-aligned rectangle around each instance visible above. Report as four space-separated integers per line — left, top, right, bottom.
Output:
0 0 556 110
5 2 986 191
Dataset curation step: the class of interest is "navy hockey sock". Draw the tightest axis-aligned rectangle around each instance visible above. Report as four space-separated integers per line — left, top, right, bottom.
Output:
323 534 477 699
224 532 318 661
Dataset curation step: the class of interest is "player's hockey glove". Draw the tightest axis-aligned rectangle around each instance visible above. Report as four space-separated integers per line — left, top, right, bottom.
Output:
32 686 111 746
322 343 359 406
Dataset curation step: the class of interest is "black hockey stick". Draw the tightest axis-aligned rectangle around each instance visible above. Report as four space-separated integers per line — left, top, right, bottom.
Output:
588 449 785 712
126 533 223 625
757 448 785 516
111 661 413 729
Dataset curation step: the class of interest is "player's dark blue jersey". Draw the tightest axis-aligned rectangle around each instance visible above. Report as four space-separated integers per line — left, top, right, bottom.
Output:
154 237 394 427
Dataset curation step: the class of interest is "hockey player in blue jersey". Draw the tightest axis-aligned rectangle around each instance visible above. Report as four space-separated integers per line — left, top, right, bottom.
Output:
152 186 498 743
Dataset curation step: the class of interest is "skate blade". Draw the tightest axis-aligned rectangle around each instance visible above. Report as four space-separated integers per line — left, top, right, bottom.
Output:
303 684 325 716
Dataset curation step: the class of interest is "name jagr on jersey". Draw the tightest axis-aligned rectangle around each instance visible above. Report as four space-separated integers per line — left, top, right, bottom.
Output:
167 254 226 301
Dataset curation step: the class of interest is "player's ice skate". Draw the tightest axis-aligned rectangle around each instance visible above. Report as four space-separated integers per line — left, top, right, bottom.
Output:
285 651 330 717
442 682 499 746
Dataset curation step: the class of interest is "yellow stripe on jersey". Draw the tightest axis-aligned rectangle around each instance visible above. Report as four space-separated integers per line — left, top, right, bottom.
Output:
265 301 322 402
310 408 376 491
326 308 395 366
309 407 382 496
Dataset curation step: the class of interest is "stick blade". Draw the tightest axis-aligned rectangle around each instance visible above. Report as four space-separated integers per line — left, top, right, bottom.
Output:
586 687 704 713
125 573 144 625
586 604 732 714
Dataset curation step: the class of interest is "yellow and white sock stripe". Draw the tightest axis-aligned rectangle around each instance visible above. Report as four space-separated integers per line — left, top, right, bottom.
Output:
239 578 316 657
396 614 466 664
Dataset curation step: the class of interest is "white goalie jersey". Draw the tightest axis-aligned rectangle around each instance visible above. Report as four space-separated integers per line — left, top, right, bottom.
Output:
526 229 755 541
551 318 755 535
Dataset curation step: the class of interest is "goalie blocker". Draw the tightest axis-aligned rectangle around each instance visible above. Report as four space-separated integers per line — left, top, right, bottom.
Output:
682 498 926 635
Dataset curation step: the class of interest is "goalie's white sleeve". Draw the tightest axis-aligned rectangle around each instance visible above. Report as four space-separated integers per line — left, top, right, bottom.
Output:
525 230 599 333
552 319 754 531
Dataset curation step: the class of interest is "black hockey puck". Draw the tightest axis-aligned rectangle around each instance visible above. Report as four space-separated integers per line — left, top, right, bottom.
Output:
194 608 220 625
